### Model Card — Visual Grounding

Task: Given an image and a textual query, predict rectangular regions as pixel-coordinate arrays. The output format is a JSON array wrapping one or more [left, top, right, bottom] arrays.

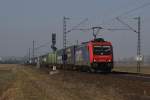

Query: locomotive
[[32, 38, 113, 72]]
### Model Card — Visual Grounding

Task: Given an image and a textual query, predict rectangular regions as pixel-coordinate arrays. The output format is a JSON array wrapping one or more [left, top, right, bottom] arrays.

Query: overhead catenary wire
[[35, 41, 51, 50], [115, 17, 137, 33], [117, 1, 150, 18], [33, 41, 52, 57], [98, 1, 150, 28], [66, 18, 88, 33], [87, 1, 150, 35]]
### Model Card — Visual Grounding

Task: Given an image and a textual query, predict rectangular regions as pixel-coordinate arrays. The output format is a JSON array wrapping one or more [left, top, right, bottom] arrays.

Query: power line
[[117, 2, 150, 18], [105, 16, 142, 73], [99, 1, 150, 28], [67, 18, 88, 33], [35, 41, 51, 50], [116, 17, 137, 33]]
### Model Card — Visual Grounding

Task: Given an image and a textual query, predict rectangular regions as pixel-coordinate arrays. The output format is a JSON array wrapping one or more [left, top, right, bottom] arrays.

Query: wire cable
[[117, 2, 150, 18], [98, 1, 150, 28]]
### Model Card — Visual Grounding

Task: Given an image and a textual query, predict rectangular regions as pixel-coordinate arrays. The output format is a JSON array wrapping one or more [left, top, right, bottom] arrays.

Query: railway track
[[39, 65, 150, 82], [110, 71, 150, 82], [22, 65, 150, 100]]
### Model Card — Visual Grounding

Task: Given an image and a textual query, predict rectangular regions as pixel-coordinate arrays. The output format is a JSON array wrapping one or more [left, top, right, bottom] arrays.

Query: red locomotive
[[74, 38, 113, 72]]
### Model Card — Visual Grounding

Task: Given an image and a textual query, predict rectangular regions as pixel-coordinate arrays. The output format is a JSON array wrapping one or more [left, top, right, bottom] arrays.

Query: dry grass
[[0, 64, 150, 100], [0, 65, 16, 99]]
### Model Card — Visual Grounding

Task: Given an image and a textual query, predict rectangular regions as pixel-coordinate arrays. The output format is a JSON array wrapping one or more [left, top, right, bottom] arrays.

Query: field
[[0, 64, 150, 100]]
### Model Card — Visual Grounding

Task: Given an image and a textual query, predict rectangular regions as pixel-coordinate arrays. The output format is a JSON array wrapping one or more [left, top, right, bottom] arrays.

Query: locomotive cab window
[[93, 46, 111, 55]]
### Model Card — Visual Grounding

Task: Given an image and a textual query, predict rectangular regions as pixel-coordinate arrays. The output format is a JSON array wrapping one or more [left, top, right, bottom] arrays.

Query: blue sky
[[0, 0, 150, 60]]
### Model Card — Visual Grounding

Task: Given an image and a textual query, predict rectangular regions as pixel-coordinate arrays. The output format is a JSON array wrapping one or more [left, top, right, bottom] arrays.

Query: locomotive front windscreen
[[93, 45, 111, 55]]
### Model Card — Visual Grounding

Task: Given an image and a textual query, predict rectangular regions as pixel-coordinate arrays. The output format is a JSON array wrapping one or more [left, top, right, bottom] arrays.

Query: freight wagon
[[39, 52, 57, 67]]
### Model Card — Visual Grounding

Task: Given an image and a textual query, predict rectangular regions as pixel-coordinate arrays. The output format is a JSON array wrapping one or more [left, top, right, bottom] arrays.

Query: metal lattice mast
[[29, 48, 30, 62], [137, 16, 141, 72], [63, 17, 67, 49], [63, 17, 69, 65], [116, 17, 142, 73], [33, 40, 35, 59]]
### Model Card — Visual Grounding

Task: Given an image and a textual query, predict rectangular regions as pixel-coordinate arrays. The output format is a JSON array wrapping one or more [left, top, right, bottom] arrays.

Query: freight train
[[30, 38, 113, 72]]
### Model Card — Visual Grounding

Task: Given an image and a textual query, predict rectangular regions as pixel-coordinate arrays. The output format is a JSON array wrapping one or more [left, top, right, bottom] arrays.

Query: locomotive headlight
[[108, 60, 111, 62], [94, 59, 96, 62]]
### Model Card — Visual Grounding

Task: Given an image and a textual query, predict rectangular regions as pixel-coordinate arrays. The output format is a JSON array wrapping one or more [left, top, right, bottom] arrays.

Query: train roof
[[82, 38, 110, 44], [91, 38, 105, 42]]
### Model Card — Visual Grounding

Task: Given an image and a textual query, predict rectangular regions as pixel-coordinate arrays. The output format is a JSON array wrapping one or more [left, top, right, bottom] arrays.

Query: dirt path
[[0, 64, 150, 100]]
